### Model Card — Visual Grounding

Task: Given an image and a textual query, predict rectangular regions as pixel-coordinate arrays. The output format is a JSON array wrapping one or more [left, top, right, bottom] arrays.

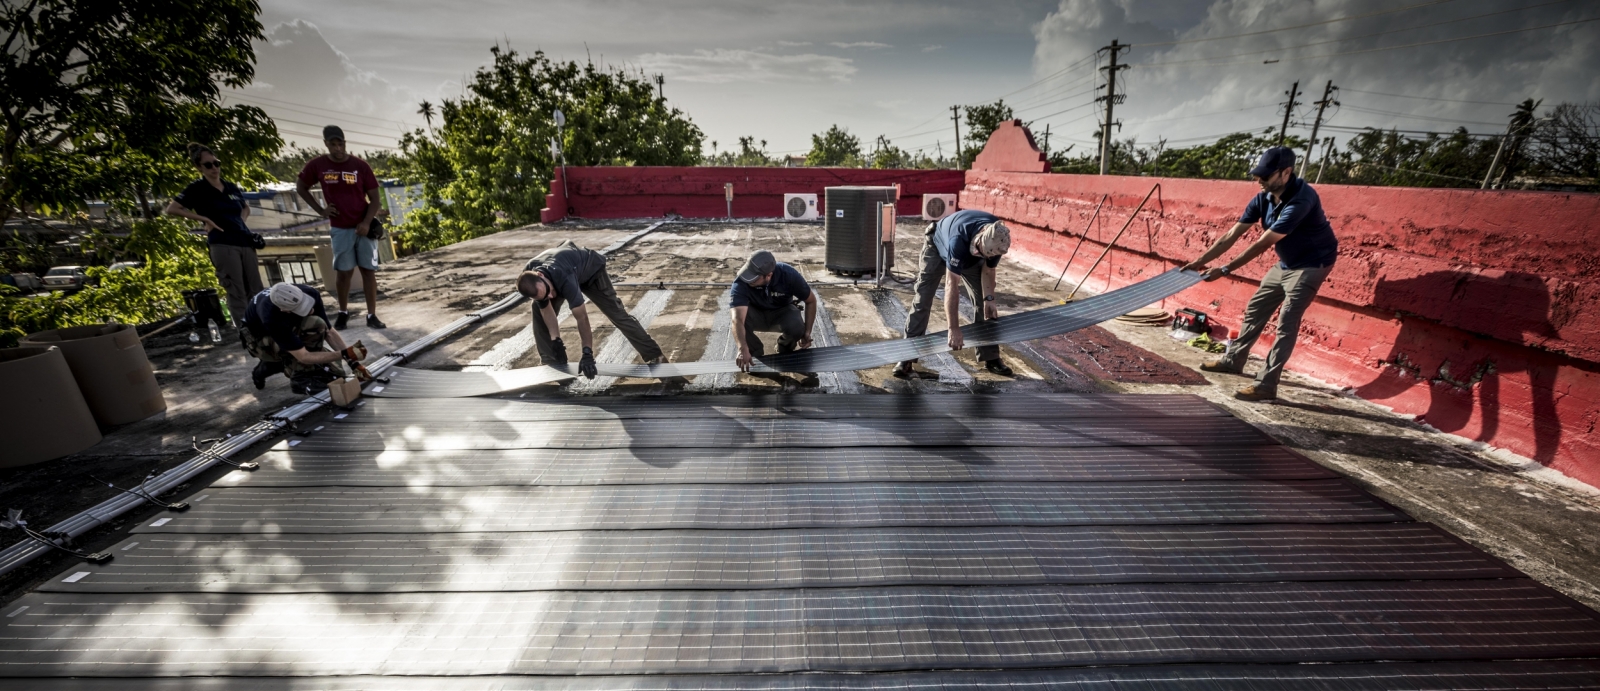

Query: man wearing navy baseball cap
[[1182, 145, 1339, 401]]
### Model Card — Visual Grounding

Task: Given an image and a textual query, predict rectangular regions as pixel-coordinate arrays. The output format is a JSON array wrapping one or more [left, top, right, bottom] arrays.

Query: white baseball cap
[[974, 221, 1011, 257], [268, 282, 315, 317]]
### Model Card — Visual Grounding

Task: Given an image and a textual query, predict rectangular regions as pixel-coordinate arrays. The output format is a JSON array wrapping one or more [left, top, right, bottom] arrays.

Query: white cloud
[[237, 20, 427, 149], [776, 40, 813, 47], [638, 49, 857, 84], [830, 41, 892, 49], [1027, 0, 1600, 148], [922, 44, 944, 52]]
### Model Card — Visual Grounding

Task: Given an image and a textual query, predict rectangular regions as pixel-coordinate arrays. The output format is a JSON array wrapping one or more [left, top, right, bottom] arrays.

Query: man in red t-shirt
[[296, 125, 386, 329]]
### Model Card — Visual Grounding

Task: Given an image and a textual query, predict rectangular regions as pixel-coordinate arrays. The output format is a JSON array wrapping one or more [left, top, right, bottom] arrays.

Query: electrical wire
[[1339, 104, 1507, 128], [226, 92, 418, 127], [1135, 14, 1600, 69], [1340, 88, 1521, 107], [1134, 0, 1460, 48]]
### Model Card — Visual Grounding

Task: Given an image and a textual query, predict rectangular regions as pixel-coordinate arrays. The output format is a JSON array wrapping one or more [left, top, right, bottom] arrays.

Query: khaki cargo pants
[[242, 315, 343, 380]]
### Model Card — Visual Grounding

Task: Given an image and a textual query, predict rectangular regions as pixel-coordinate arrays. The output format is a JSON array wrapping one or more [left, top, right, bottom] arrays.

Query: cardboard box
[[328, 376, 362, 407]]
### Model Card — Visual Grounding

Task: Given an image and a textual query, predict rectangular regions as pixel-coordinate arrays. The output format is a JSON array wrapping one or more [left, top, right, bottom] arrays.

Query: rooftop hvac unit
[[783, 193, 819, 221], [824, 186, 897, 275], [922, 194, 957, 221]]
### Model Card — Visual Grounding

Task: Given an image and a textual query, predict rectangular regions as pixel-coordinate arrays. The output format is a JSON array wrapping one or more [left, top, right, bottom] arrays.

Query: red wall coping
[[964, 169, 1600, 487], [540, 166, 965, 221]]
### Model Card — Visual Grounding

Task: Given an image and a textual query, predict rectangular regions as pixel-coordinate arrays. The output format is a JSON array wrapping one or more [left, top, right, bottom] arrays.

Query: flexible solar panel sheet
[[229, 445, 1334, 487], [50, 524, 1515, 593], [4, 392, 1599, 687], [367, 268, 1203, 397], [128, 480, 1406, 533], [4, 582, 1600, 675], [4, 661, 1600, 690], [267, 416, 1273, 451]]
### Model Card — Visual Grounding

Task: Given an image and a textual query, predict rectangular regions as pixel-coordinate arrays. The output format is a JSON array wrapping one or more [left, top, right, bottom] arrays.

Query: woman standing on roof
[[165, 142, 266, 326]]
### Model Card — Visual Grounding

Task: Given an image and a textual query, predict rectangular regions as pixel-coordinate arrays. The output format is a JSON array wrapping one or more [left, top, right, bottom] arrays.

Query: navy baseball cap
[[1249, 146, 1296, 178], [322, 125, 345, 141]]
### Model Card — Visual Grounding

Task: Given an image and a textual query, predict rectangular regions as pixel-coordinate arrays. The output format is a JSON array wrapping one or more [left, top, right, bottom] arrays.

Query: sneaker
[[983, 359, 1015, 377], [798, 373, 821, 388], [250, 361, 271, 390], [891, 361, 917, 379], [334, 311, 349, 329], [1234, 384, 1277, 401], [366, 314, 386, 329], [1200, 359, 1244, 374]]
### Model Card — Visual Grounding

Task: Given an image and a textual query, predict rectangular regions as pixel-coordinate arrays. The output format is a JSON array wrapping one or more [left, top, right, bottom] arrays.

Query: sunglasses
[[200, 160, 222, 170]]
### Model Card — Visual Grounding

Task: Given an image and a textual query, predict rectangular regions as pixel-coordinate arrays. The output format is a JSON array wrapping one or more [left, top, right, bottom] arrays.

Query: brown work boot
[[1200, 358, 1244, 374], [1233, 384, 1277, 402], [892, 360, 917, 379]]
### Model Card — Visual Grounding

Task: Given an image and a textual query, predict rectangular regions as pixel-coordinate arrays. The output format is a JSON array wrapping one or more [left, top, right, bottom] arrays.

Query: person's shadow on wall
[[1355, 270, 1561, 464]]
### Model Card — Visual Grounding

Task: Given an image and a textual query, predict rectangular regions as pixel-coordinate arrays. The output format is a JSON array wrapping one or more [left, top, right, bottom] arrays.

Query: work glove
[[341, 341, 372, 381], [547, 338, 568, 366], [579, 346, 597, 379]]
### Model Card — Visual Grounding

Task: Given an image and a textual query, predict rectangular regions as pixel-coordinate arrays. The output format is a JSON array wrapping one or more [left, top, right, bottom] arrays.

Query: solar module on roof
[[368, 268, 1203, 397]]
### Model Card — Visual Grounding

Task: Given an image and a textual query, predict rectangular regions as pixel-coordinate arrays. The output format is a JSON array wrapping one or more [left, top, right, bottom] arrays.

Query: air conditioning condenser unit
[[922, 194, 957, 220], [783, 194, 819, 221]]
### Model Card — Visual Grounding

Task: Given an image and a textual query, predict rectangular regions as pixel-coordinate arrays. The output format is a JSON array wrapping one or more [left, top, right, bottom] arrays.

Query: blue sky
[[237, 0, 1600, 159]]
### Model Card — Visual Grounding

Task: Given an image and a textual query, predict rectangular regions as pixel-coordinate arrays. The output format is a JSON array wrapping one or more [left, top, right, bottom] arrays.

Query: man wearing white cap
[[897, 209, 1015, 378], [242, 282, 363, 394]]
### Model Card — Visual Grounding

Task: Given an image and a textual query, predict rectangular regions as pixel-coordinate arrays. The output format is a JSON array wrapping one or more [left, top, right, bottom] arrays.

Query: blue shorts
[[330, 226, 379, 272]]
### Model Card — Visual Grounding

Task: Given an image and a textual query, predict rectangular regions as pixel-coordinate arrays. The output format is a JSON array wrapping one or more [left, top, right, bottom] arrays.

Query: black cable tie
[[91, 475, 188, 512], [191, 437, 258, 472]]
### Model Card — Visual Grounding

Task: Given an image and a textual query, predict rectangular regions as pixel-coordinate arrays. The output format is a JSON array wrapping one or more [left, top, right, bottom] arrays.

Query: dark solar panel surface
[[128, 481, 1405, 533], [4, 661, 1600, 689], [5, 392, 1597, 686], [49, 524, 1513, 593], [234, 445, 1333, 486], [271, 416, 1272, 451]]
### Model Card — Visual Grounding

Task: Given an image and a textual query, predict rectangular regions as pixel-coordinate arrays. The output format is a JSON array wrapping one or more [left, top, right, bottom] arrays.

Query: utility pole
[[950, 105, 963, 168], [654, 74, 664, 100], [1306, 80, 1337, 167], [1315, 137, 1334, 184], [1042, 124, 1051, 155], [1277, 80, 1301, 147], [1097, 39, 1130, 175]]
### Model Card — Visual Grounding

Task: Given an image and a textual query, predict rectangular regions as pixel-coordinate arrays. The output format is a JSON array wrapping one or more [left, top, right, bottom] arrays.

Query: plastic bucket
[[0, 346, 102, 466], [20, 323, 166, 426]]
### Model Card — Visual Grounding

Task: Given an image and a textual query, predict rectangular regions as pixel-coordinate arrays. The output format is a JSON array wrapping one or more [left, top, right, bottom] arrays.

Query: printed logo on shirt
[[321, 171, 360, 186]]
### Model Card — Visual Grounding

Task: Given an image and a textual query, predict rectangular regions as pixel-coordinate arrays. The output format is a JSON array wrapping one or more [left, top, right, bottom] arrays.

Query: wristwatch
[[983, 296, 995, 302], [1217, 266, 1232, 275]]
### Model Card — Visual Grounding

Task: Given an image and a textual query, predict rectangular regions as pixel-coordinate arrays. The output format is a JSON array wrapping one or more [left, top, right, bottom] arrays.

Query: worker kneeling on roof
[[897, 209, 1015, 379], [243, 282, 365, 394], [516, 240, 667, 379], [1183, 146, 1339, 402], [730, 250, 820, 388]]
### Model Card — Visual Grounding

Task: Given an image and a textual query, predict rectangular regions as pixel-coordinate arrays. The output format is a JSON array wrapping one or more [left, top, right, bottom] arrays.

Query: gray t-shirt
[[524, 241, 607, 310]]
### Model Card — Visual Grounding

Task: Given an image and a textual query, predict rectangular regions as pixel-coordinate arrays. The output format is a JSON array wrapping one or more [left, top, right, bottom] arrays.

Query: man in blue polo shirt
[[896, 208, 1015, 379], [730, 250, 820, 388], [1183, 146, 1339, 401]]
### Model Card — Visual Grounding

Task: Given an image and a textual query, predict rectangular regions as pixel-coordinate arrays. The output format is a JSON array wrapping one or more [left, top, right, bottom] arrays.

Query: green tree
[[961, 99, 1015, 168], [869, 135, 911, 169], [396, 46, 703, 252], [0, 0, 281, 226], [805, 125, 863, 167], [705, 136, 776, 166]]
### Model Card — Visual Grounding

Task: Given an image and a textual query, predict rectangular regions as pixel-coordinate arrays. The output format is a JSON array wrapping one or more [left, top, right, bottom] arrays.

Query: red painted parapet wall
[[540, 166, 964, 223], [965, 153, 1600, 485]]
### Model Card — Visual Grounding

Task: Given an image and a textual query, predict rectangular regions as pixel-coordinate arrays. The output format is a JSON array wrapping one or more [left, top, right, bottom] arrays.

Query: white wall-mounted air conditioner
[[783, 193, 819, 221], [922, 194, 956, 221]]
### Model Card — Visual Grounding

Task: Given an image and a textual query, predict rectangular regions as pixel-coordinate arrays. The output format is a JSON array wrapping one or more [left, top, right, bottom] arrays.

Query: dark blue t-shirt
[[244, 284, 329, 352], [933, 209, 1004, 273], [730, 262, 812, 312], [174, 178, 254, 247], [1239, 176, 1339, 270]]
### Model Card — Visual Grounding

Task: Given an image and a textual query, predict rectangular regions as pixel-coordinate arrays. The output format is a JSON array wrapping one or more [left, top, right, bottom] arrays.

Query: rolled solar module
[[369, 268, 1202, 398]]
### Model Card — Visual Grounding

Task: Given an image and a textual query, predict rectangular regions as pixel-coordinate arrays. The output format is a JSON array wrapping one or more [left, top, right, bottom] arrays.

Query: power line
[[225, 92, 417, 128], [1339, 104, 1507, 127], [1340, 88, 1519, 107], [1134, 14, 1600, 69], [1134, 0, 1459, 48], [275, 127, 399, 150], [1124, 103, 1277, 126], [227, 95, 421, 133]]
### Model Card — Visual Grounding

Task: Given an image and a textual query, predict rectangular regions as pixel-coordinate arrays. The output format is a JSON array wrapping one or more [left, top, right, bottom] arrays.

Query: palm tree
[[418, 101, 435, 132]]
